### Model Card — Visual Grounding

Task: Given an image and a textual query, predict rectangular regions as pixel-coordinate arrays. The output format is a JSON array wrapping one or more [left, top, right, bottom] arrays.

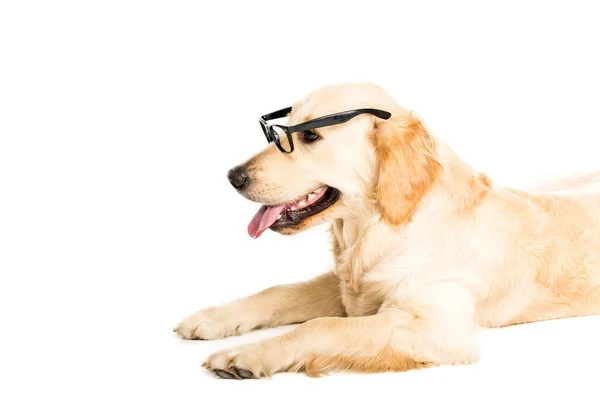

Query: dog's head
[[228, 83, 440, 238]]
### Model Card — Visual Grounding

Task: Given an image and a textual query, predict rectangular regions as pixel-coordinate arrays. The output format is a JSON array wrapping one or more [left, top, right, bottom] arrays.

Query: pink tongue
[[247, 205, 285, 239]]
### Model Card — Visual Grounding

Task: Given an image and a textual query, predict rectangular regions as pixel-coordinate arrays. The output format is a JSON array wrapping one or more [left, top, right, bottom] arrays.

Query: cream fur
[[175, 83, 600, 379]]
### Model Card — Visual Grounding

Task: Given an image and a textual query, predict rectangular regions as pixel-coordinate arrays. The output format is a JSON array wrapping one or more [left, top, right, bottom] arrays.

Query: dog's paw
[[174, 307, 254, 340], [203, 343, 289, 379]]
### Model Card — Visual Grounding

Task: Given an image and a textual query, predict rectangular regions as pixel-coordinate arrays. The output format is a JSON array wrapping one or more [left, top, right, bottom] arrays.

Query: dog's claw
[[234, 368, 255, 379], [214, 369, 237, 379]]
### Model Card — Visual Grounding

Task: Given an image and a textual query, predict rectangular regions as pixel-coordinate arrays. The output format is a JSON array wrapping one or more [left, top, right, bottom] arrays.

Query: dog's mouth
[[247, 186, 340, 239]]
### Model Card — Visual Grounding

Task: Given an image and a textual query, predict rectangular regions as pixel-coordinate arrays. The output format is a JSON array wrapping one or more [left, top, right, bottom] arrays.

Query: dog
[[174, 83, 600, 379]]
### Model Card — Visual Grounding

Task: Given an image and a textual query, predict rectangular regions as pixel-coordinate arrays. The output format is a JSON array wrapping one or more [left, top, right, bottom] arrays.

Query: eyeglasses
[[259, 107, 392, 153]]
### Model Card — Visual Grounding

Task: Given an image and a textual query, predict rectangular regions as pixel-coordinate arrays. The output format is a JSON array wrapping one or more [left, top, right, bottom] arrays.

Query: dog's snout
[[227, 166, 249, 190]]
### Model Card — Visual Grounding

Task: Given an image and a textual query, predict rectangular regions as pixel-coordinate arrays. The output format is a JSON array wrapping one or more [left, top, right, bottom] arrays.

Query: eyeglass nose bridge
[[259, 120, 274, 143], [268, 125, 283, 149], [267, 125, 280, 144]]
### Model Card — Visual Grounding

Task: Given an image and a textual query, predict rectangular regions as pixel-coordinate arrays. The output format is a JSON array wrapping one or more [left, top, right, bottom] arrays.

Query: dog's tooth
[[290, 205, 297, 211], [307, 193, 316, 201], [298, 200, 307, 207], [276, 214, 282, 220]]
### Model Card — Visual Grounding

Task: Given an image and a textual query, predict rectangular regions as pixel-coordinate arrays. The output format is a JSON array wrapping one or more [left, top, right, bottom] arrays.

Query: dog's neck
[[331, 135, 491, 290]]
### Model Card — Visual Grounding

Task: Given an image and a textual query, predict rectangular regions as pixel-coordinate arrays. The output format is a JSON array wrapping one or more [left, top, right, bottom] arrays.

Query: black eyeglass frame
[[259, 107, 392, 153]]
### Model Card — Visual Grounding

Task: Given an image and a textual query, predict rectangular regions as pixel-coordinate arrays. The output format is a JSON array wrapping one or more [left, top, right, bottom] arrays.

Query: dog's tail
[[528, 170, 600, 193]]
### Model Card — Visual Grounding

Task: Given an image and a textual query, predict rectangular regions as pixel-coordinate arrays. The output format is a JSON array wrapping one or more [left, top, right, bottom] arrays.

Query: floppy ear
[[371, 113, 440, 226]]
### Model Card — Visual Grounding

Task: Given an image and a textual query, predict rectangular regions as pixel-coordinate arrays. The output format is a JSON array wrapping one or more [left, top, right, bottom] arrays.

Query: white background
[[1, 1, 600, 399]]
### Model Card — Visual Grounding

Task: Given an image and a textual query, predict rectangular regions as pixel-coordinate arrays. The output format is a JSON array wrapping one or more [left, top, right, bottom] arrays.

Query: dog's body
[[175, 83, 600, 378]]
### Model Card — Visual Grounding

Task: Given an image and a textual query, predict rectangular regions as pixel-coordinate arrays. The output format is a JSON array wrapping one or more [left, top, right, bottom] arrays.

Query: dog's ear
[[370, 113, 440, 226]]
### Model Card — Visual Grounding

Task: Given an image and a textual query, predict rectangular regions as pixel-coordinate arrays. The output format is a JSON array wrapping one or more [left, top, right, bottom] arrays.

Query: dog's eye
[[300, 130, 320, 143]]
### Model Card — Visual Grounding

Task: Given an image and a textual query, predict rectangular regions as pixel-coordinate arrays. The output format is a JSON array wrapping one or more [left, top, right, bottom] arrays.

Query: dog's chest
[[332, 219, 401, 317]]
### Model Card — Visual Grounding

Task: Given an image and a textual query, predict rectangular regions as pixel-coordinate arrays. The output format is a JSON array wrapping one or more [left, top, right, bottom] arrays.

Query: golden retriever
[[174, 83, 600, 379]]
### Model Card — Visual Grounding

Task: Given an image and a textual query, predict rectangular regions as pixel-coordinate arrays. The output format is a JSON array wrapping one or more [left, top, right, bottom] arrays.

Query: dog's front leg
[[174, 272, 345, 340], [203, 282, 480, 379]]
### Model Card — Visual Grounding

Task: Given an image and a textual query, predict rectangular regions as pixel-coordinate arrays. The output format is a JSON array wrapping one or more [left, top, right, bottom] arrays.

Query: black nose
[[227, 166, 248, 189]]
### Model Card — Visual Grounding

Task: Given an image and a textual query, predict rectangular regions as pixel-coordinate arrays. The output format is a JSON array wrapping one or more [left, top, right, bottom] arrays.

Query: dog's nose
[[227, 166, 248, 189]]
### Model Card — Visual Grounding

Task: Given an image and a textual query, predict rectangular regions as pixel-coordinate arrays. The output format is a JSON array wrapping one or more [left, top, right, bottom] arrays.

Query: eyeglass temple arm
[[288, 109, 392, 133], [260, 106, 292, 121]]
